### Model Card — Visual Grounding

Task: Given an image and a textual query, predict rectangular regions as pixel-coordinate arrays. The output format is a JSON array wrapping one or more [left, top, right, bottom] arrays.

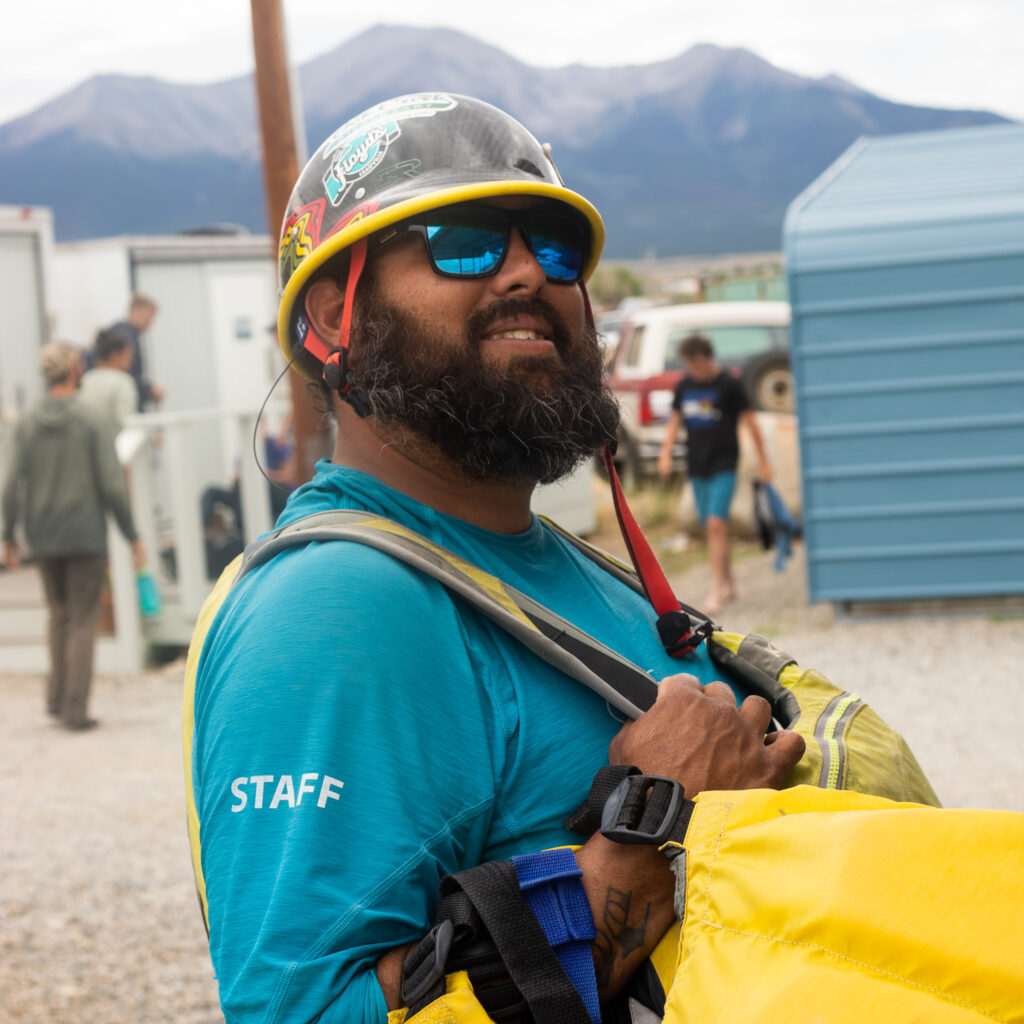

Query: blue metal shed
[[784, 124, 1024, 604]]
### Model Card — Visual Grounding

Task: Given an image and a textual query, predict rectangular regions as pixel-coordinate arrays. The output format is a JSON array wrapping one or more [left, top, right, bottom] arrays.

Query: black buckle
[[322, 347, 372, 417], [401, 918, 454, 1010], [657, 607, 713, 656], [600, 774, 685, 845]]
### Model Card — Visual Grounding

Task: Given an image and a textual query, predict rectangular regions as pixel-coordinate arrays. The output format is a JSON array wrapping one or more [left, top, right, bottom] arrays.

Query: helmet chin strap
[[318, 237, 372, 418], [582, 280, 714, 657]]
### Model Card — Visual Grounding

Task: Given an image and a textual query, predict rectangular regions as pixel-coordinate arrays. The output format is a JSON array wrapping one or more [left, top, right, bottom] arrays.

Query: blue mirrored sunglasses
[[379, 203, 589, 283]]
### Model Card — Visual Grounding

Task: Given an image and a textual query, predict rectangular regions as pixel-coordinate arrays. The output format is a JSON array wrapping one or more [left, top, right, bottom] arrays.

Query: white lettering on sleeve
[[317, 775, 345, 808], [297, 772, 319, 805], [230, 777, 249, 812], [269, 774, 296, 809], [251, 775, 275, 809]]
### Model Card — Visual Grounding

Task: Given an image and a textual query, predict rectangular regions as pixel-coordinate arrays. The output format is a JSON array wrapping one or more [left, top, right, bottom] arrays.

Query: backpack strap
[[236, 509, 660, 719], [236, 510, 808, 731]]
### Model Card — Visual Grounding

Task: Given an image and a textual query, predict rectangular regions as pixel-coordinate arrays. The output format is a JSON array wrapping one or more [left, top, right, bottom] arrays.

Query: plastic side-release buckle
[[322, 346, 372, 417], [400, 918, 454, 1011], [657, 607, 714, 657], [600, 774, 690, 846]]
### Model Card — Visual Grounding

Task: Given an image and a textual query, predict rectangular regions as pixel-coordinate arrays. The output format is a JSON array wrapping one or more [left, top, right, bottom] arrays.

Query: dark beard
[[351, 292, 620, 484]]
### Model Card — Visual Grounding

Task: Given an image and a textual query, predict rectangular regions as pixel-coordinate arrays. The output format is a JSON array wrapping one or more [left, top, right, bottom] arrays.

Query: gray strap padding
[[237, 509, 658, 719]]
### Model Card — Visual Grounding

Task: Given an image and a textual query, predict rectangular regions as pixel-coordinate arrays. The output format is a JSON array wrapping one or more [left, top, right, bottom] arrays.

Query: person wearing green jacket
[[2, 342, 146, 731]]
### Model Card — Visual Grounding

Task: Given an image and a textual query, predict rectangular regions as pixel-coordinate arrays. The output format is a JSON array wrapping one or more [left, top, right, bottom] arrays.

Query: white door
[[0, 233, 46, 420]]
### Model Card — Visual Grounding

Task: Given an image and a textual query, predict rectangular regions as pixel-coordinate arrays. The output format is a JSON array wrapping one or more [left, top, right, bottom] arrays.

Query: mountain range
[[0, 25, 1011, 256]]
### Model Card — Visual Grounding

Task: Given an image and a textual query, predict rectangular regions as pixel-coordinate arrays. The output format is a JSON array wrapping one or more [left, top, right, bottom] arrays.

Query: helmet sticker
[[320, 94, 458, 206], [279, 199, 326, 283], [322, 200, 381, 243], [373, 159, 423, 192]]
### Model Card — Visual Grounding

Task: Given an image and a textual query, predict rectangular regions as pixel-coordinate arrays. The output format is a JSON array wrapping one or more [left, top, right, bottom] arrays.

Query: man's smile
[[480, 317, 556, 355]]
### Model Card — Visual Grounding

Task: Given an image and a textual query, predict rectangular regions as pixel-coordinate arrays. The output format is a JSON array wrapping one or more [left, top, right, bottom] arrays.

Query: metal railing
[[107, 408, 273, 670]]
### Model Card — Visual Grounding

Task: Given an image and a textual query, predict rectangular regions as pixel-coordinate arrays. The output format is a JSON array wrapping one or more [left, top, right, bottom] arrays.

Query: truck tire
[[744, 354, 794, 413]]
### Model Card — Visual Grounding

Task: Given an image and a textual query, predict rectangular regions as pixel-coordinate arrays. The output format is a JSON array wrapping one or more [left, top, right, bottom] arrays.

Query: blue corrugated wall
[[784, 126, 1024, 603]]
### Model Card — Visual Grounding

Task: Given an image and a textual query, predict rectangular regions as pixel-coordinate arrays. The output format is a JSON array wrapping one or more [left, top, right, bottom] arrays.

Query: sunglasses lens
[[424, 211, 506, 276], [416, 205, 587, 282], [527, 213, 586, 282]]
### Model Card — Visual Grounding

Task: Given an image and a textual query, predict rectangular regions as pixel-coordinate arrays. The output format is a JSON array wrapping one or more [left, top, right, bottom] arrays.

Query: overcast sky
[[2, 0, 1021, 126]]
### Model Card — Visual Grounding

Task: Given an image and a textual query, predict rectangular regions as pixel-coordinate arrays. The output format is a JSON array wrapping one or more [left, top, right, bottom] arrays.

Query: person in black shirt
[[105, 293, 165, 411], [657, 333, 770, 614]]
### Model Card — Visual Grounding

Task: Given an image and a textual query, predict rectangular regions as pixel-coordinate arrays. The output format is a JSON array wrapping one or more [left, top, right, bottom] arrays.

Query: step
[[0, 636, 136, 674], [0, 604, 48, 640]]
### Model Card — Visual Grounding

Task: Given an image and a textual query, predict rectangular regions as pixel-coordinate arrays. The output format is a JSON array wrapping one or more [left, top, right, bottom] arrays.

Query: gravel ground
[[2, 542, 1022, 1023]]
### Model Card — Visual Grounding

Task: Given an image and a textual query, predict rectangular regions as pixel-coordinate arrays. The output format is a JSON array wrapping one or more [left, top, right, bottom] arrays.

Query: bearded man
[[184, 94, 803, 1024]]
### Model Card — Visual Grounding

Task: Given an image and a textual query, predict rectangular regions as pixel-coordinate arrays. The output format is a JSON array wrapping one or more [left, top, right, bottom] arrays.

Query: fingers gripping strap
[[510, 849, 600, 1024]]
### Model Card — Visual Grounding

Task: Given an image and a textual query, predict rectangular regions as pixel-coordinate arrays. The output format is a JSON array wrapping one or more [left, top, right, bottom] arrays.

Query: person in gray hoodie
[[2, 343, 146, 730]]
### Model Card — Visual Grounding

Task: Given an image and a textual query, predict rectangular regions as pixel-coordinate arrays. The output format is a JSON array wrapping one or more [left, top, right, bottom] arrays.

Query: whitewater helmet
[[276, 92, 605, 398]]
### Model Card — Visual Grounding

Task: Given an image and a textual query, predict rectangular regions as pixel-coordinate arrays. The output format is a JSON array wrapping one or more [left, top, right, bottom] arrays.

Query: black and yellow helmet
[[276, 92, 605, 379]]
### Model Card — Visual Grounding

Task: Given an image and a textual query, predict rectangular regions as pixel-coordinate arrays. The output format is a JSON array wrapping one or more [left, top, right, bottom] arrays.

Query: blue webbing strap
[[510, 848, 601, 1024]]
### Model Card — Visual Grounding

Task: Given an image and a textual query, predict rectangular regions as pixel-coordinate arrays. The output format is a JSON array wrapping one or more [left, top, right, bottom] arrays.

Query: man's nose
[[489, 226, 547, 294]]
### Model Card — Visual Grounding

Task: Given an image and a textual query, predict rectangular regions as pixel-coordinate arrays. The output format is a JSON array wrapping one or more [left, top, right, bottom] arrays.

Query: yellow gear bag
[[662, 785, 1024, 1022], [393, 788, 1024, 1023]]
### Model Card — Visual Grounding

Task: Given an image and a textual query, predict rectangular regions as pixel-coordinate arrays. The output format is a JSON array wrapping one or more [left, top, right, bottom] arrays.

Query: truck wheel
[[744, 355, 794, 414]]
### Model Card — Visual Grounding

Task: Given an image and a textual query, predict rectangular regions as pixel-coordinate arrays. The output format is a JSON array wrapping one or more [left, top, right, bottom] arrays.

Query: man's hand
[[4, 539, 21, 571], [579, 668, 804, 1003], [608, 673, 804, 795], [131, 539, 147, 571]]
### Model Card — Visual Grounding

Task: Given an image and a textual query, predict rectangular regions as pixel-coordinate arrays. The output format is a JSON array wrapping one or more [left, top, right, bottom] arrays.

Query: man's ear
[[304, 277, 346, 347]]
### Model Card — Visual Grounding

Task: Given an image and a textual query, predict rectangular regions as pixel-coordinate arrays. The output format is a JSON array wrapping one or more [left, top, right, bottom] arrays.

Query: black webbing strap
[[563, 765, 640, 835], [519, 608, 657, 714], [403, 860, 593, 1023]]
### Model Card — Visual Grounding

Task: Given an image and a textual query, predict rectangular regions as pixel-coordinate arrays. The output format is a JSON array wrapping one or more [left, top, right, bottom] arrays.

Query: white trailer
[[0, 205, 54, 425], [53, 232, 287, 494]]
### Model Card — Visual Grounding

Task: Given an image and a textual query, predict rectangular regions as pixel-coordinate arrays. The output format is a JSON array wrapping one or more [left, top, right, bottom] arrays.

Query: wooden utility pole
[[250, 0, 329, 485]]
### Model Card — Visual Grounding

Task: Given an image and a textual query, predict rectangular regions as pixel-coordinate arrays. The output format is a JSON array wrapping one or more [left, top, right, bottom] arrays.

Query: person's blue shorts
[[691, 471, 737, 527]]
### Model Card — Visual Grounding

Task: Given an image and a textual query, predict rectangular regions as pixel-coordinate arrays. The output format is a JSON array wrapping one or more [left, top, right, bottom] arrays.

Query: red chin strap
[[600, 446, 714, 657], [584, 280, 709, 655], [315, 238, 370, 416]]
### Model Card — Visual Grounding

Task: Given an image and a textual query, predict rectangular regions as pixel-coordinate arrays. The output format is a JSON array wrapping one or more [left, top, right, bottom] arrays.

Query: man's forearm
[[378, 940, 419, 1011], [377, 837, 676, 1012], [576, 833, 676, 1001], [741, 411, 769, 464]]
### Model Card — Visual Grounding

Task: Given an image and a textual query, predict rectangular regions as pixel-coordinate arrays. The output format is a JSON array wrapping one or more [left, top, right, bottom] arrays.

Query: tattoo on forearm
[[592, 886, 652, 990]]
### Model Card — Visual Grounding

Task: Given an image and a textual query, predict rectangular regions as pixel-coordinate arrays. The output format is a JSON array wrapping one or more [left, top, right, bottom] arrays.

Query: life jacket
[[184, 511, 1024, 1024]]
